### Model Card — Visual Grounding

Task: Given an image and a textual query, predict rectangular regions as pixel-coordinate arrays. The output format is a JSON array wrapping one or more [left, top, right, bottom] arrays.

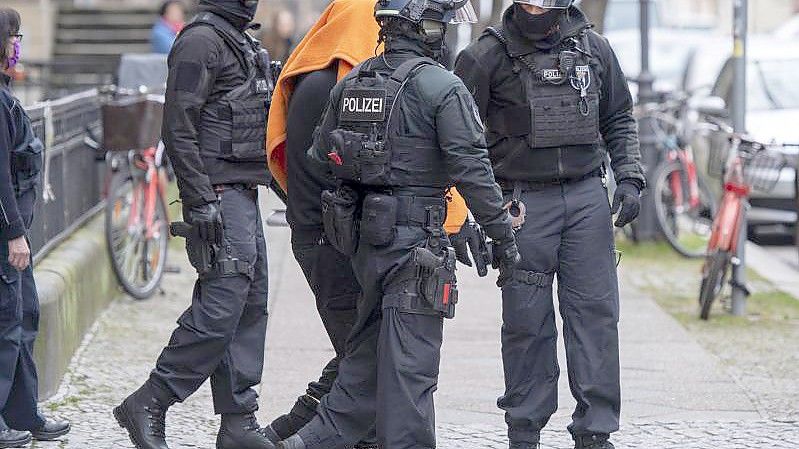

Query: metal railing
[[22, 89, 105, 264]]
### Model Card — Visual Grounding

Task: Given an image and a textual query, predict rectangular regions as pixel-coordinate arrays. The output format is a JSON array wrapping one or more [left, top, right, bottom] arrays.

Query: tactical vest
[[327, 57, 449, 189], [486, 26, 601, 149], [185, 12, 273, 163], [11, 107, 43, 196]]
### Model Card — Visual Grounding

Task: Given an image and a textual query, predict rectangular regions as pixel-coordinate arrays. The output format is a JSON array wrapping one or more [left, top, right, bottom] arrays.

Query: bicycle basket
[[102, 96, 164, 151], [741, 146, 787, 193]]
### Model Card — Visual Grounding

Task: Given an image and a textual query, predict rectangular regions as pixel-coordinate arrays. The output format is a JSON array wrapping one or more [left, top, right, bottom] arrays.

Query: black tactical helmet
[[374, 0, 478, 25]]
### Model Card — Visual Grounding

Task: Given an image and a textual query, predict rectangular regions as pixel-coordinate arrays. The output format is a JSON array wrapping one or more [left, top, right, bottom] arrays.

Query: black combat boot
[[113, 382, 173, 449], [574, 434, 615, 449], [0, 429, 31, 448], [216, 413, 276, 449], [266, 394, 319, 443], [277, 434, 306, 449], [31, 416, 71, 440]]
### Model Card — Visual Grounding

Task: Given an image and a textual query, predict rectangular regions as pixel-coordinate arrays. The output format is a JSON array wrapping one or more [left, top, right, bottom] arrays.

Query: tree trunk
[[580, 0, 610, 34]]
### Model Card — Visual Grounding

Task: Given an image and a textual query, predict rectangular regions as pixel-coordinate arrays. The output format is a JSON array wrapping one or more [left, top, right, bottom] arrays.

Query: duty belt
[[498, 167, 603, 191], [394, 196, 446, 227]]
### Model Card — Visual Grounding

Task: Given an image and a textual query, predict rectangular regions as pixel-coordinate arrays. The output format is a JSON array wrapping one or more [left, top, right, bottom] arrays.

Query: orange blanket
[[265, 0, 467, 234]]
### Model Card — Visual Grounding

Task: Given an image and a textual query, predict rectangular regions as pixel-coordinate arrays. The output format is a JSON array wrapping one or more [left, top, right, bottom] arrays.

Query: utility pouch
[[12, 137, 44, 196], [328, 129, 367, 182], [321, 187, 360, 256], [361, 194, 397, 247], [414, 246, 459, 319]]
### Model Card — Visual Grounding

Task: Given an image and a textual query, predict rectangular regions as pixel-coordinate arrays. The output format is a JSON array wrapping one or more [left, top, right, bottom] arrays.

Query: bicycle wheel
[[699, 250, 730, 320], [105, 171, 169, 300], [653, 161, 716, 258]]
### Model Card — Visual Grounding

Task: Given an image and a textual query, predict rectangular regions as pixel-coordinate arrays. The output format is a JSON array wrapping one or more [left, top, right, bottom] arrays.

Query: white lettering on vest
[[342, 97, 385, 115]]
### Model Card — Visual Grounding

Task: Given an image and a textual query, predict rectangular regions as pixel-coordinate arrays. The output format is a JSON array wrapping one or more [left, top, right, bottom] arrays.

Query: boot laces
[[242, 413, 260, 432], [144, 400, 166, 438]]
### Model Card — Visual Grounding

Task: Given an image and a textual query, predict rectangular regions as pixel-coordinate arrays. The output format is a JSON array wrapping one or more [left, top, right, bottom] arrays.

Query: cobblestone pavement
[[437, 421, 799, 449], [33, 194, 798, 448]]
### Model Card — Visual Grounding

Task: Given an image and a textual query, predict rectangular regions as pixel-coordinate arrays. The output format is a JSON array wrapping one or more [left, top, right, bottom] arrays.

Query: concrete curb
[[745, 241, 799, 300], [33, 214, 119, 399]]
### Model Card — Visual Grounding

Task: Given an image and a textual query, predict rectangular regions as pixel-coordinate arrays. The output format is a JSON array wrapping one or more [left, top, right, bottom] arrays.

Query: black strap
[[512, 270, 554, 287], [185, 12, 250, 72], [486, 26, 538, 74]]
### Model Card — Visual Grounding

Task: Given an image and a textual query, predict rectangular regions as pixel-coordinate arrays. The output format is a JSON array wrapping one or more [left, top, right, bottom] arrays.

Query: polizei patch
[[340, 88, 387, 122]]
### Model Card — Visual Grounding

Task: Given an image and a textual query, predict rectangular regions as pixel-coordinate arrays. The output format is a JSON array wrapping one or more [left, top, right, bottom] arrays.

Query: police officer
[[455, 1, 644, 448], [0, 8, 71, 448], [113, 1, 275, 449], [277, 1, 519, 448]]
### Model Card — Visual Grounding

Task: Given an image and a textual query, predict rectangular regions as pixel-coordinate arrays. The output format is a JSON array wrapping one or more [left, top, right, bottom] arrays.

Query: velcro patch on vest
[[340, 88, 387, 122], [541, 69, 565, 82], [254, 78, 271, 94]]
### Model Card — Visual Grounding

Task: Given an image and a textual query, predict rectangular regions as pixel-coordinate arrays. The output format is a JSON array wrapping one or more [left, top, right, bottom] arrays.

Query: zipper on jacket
[[557, 147, 564, 178]]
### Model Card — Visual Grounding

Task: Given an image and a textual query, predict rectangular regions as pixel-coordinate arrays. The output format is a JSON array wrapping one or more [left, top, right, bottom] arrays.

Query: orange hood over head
[[265, 0, 468, 234], [267, 0, 379, 191]]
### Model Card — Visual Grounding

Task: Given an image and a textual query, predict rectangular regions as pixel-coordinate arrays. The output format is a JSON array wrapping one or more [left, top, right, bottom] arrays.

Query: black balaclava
[[511, 3, 563, 45], [199, 0, 259, 31], [379, 18, 447, 63]]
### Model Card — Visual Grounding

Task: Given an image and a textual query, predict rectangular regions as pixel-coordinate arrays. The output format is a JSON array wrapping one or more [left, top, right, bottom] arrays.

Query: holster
[[414, 246, 459, 319], [321, 186, 361, 256]]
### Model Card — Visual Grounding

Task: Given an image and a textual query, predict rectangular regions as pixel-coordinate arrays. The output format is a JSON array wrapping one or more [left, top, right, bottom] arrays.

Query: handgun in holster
[[414, 246, 459, 319], [170, 221, 218, 276], [465, 221, 492, 277]]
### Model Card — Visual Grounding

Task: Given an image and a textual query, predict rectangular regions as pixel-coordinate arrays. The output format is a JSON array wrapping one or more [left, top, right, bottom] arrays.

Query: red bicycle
[[88, 89, 171, 300], [644, 94, 716, 258], [104, 144, 170, 300], [698, 118, 786, 320]]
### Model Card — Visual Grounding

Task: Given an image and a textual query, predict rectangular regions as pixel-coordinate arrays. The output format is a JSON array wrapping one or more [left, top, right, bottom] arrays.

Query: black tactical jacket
[[163, 13, 271, 207], [310, 39, 513, 240], [455, 6, 645, 188], [1, 74, 40, 241]]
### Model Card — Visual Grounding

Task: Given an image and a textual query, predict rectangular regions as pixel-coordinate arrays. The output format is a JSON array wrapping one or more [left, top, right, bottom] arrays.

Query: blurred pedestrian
[[260, 9, 295, 62], [114, 1, 276, 448], [0, 7, 71, 448], [455, 1, 644, 448], [151, 0, 186, 54]]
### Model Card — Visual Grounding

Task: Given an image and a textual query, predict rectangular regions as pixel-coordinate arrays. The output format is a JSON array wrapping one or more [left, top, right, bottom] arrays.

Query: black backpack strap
[[184, 12, 250, 72], [384, 57, 438, 126], [485, 25, 537, 74]]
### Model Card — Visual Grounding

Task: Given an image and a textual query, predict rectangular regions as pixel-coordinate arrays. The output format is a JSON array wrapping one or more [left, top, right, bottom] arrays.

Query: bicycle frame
[[127, 145, 168, 241], [706, 140, 749, 255]]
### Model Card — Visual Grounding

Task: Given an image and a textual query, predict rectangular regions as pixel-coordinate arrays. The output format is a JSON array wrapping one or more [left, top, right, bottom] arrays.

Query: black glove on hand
[[492, 238, 521, 271], [611, 181, 641, 228], [188, 201, 224, 245], [450, 223, 475, 267]]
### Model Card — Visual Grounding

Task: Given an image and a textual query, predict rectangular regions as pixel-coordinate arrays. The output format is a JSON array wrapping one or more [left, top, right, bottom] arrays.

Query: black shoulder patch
[[175, 61, 203, 93]]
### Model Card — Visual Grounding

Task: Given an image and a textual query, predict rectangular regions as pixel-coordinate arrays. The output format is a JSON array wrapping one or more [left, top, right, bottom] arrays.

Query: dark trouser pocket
[[360, 194, 397, 247], [321, 187, 360, 256]]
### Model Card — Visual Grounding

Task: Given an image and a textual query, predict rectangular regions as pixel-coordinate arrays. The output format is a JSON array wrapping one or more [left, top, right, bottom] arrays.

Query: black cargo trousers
[[497, 176, 621, 443], [149, 185, 269, 414], [273, 229, 360, 434], [296, 211, 449, 449]]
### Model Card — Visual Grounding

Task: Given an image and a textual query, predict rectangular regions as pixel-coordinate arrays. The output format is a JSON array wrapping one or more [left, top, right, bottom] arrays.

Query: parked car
[[688, 38, 799, 233]]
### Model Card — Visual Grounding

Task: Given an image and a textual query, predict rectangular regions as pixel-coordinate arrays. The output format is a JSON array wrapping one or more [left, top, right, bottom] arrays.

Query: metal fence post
[[635, 0, 661, 241], [731, 0, 749, 316]]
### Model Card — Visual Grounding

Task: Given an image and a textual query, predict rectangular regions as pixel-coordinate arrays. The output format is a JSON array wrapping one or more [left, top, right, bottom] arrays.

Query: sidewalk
[[39, 192, 798, 449]]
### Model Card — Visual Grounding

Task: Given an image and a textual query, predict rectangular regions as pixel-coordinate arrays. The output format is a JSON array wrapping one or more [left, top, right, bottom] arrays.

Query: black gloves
[[450, 220, 493, 277], [611, 181, 641, 228], [187, 201, 224, 245], [492, 237, 521, 271]]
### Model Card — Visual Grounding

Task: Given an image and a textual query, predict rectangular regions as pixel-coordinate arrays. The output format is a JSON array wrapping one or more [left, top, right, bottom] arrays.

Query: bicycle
[[87, 88, 171, 300], [636, 93, 717, 258], [698, 117, 787, 320]]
